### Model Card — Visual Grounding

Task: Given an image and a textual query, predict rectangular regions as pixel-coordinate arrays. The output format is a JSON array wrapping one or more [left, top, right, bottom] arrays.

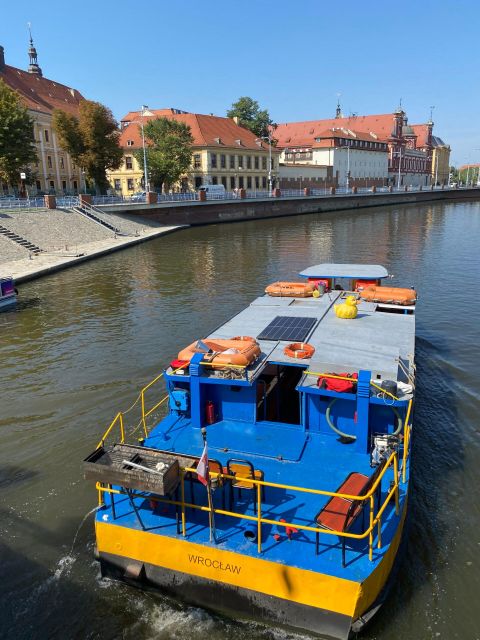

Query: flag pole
[[201, 427, 216, 542]]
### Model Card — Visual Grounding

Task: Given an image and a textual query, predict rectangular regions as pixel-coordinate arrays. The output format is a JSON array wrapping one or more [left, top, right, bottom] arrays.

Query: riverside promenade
[[1, 187, 479, 284], [0, 205, 182, 284]]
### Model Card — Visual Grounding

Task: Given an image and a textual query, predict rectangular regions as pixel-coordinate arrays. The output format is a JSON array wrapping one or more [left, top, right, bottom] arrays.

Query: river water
[[1, 200, 479, 640]]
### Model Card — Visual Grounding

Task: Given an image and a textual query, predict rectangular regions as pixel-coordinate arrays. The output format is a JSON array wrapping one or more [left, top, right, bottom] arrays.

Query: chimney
[[233, 116, 239, 125], [0, 46, 5, 71]]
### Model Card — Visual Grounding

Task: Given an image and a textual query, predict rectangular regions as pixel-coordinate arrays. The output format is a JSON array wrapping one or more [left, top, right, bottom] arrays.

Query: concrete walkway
[[2, 224, 184, 284]]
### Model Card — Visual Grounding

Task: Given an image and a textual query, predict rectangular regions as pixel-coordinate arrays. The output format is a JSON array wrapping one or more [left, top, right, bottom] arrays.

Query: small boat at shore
[[0, 276, 17, 310], [84, 263, 416, 639]]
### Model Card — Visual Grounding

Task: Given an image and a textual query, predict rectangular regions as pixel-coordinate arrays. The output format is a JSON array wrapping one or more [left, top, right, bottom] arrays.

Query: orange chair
[[227, 458, 264, 514]]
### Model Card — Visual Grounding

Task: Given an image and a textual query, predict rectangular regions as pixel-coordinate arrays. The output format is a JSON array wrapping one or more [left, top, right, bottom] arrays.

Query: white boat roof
[[299, 264, 389, 279]]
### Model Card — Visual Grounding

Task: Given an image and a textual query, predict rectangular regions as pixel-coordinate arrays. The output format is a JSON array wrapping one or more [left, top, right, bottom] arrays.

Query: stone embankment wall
[[102, 189, 480, 227]]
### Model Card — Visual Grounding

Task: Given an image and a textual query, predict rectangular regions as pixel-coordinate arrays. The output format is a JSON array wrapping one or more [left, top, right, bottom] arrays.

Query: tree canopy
[[0, 79, 38, 187], [53, 100, 123, 193], [134, 118, 193, 191], [227, 96, 274, 138]]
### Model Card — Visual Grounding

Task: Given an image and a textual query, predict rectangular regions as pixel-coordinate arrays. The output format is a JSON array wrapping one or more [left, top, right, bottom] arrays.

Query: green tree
[[134, 118, 193, 192], [53, 100, 123, 194], [0, 79, 38, 189], [227, 96, 274, 138]]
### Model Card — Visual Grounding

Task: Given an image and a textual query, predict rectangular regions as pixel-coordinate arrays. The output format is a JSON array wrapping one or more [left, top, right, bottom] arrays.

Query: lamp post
[[346, 144, 350, 192], [140, 105, 150, 192], [392, 148, 403, 189], [259, 134, 273, 193]]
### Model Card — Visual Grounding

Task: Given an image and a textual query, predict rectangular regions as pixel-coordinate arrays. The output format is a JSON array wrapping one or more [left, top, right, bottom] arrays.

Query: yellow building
[[0, 39, 85, 195], [431, 137, 451, 185], [108, 109, 280, 194]]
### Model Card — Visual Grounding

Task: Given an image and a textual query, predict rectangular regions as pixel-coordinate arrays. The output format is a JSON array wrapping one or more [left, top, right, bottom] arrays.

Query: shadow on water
[[363, 334, 465, 638]]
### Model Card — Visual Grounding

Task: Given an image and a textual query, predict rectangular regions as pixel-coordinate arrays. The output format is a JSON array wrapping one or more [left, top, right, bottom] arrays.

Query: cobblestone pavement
[[0, 234, 29, 262]]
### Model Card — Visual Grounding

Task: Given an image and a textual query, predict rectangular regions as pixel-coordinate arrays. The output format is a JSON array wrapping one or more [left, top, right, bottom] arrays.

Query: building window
[[247, 176, 252, 189], [125, 156, 133, 170], [60, 157, 65, 169], [212, 176, 218, 185], [246, 156, 251, 169], [262, 176, 267, 188], [49, 180, 55, 191], [230, 155, 235, 169], [36, 180, 41, 191], [47, 156, 52, 168], [193, 154, 201, 169], [254, 156, 259, 169], [62, 180, 67, 190], [127, 178, 134, 190], [73, 180, 78, 191], [114, 179, 121, 191], [221, 176, 227, 188], [238, 155, 244, 169], [239, 176, 244, 188], [230, 176, 236, 189], [195, 177, 202, 189], [44, 130, 49, 142], [262, 157, 267, 170], [211, 153, 217, 168], [255, 176, 260, 189], [220, 154, 226, 168]]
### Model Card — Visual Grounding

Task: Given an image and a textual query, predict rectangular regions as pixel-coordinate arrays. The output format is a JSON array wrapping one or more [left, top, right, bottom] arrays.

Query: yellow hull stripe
[[96, 505, 406, 619]]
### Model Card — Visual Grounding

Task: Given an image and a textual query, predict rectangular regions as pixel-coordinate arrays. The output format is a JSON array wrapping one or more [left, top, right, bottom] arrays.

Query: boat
[[0, 276, 17, 310], [84, 263, 416, 639]]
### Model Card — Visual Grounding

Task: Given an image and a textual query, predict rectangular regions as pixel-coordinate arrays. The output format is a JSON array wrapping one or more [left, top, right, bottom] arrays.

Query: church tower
[[27, 26, 42, 76]]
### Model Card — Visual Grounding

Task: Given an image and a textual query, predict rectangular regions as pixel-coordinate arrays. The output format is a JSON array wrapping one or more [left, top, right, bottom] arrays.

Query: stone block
[[79, 194, 92, 205], [146, 191, 157, 204]]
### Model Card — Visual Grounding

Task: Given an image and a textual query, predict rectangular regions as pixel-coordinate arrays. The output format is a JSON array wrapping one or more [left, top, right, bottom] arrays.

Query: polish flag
[[196, 443, 209, 486]]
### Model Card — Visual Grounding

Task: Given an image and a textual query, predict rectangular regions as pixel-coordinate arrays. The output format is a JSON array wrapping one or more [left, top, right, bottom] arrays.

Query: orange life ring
[[265, 281, 316, 297], [284, 342, 315, 359]]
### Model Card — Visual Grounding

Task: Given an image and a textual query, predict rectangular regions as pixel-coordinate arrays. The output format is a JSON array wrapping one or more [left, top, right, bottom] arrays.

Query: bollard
[[388, 186, 393, 193], [273, 188, 281, 198], [303, 187, 311, 196], [198, 190, 207, 202], [371, 186, 376, 193], [352, 186, 357, 194], [44, 194, 56, 209], [239, 188, 246, 199], [330, 187, 336, 195], [79, 193, 92, 206], [146, 191, 157, 204]]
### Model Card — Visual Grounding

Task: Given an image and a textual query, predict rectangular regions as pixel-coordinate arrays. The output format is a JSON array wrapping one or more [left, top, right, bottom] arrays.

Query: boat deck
[[98, 414, 405, 583]]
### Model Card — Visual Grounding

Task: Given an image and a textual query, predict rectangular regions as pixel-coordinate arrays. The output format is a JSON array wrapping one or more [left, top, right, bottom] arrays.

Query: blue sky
[[2, 0, 479, 164]]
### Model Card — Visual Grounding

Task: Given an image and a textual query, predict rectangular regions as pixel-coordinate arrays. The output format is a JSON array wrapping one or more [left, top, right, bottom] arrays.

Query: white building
[[278, 128, 389, 188]]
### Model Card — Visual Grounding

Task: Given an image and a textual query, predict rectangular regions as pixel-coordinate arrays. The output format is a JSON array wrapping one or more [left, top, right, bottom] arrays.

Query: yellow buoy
[[334, 295, 359, 319]]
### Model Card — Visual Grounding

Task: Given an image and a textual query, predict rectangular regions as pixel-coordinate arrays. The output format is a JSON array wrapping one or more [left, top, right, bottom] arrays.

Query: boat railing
[[96, 434, 411, 566]]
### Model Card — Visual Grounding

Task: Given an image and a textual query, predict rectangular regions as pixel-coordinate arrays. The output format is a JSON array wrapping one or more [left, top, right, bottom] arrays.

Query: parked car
[[197, 184, 226, 196], [130, 191, 146, 202]]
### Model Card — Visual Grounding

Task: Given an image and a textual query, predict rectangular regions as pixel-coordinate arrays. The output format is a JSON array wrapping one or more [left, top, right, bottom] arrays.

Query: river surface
[[1, 200, 479, 640]]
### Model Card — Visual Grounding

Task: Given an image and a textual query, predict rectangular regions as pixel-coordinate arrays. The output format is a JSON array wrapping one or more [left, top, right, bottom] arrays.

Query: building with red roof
[[108, 109, 280, 194], [0, 38, 87, 195], [275, 103, 448, 188]]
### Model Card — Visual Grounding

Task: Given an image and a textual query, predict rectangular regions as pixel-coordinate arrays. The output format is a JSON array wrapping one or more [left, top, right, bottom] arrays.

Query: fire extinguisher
[[206, 400, 215, 425]]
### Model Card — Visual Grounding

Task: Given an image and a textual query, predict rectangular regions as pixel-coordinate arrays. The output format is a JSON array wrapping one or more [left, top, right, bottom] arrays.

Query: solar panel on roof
[[257, 316, 317, 342]]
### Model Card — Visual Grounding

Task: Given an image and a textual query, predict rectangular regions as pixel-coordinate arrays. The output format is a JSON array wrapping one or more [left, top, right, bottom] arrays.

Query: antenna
[[27, 21, 33, 44], [429, 105, 435, 122]]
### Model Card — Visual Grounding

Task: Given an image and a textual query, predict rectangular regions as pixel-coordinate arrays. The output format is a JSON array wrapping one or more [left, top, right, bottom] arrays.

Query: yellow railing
[[97, 449, 405, 563], [96, 370, 176, 449]]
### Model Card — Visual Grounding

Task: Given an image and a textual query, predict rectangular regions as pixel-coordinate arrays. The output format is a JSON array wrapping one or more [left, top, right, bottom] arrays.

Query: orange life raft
[[360, 285, 417, 306], [284, 342, 315, 359], [265, 281, 316, 297], [177, 338, 261, 368]]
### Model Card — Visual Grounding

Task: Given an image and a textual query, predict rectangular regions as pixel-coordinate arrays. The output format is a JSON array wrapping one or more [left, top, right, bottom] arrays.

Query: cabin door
[[256, 364, 303, 425]]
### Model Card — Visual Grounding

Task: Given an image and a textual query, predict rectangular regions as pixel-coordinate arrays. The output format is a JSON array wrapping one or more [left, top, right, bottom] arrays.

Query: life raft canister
[[284, 342, 315, 359]]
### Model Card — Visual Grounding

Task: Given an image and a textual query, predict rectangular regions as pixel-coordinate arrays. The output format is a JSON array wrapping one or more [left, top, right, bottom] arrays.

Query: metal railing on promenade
[[1, 185, 477, 211]]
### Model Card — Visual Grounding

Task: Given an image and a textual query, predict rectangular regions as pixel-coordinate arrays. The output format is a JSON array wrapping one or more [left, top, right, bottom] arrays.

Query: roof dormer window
[[214, 137, 222, 144], [127, 140, 134, 146]]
